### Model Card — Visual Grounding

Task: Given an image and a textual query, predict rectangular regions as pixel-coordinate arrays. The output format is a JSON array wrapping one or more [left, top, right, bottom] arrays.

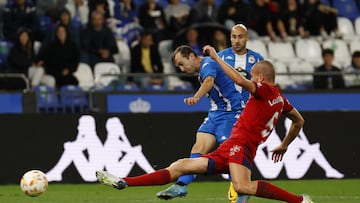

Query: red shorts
[[203, 127, 258, 174]]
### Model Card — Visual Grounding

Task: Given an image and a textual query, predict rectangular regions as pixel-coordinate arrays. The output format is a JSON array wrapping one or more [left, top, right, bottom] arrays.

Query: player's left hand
[[270, 145, 288, 163]]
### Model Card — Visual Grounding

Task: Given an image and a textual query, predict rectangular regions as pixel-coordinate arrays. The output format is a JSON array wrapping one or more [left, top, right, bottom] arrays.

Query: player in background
[[96, 45, 314, 203], [157, 23, 263, 203], [218, 24, 264, 103], [217, 23, 263, 203]]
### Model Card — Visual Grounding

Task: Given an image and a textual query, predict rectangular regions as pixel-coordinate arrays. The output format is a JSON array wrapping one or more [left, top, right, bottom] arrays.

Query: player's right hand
[[184, 97, 199, 105], [270, 145, 288, 163], [202, 45, 217, 59]]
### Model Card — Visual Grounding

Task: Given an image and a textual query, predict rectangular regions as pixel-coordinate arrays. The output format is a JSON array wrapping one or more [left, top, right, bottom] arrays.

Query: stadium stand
[[0, 0, 359, 96]]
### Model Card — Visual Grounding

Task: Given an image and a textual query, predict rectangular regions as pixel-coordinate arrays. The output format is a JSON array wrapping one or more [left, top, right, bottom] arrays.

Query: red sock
[[123, 169, 171, 186], [255, 180, 303, 203]]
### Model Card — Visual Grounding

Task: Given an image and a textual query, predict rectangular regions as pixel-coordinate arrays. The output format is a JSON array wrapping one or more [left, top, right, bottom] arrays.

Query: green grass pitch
[[2, 179, 359, 203]]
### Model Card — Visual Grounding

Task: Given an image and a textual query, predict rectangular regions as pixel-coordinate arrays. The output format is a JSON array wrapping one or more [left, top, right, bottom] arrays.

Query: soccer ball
[[20, 170, 48, 197]]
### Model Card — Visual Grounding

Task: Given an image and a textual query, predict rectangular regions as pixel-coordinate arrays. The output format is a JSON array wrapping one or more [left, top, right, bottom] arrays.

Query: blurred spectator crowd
[[0, 0, 360, 94]]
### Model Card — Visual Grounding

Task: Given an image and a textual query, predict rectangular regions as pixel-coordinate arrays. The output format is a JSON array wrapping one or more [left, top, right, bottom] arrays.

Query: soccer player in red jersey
[[96, 45, 314, 203]]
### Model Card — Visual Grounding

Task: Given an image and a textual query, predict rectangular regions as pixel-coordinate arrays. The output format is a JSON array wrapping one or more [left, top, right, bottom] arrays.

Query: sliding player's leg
[[157, 132, 216, 199], [96, 157, 209, 190], [230, 163, 313, 203]]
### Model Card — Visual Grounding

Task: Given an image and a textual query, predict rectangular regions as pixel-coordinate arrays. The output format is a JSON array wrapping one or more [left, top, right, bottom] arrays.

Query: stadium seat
[[59, 85, 89, 112], [94, 62, 122, 88], [92, 85, 113, 92], [173, 82, 194, 91], [33, 41, 42, 55], [349, 39, 360, 54], [355, 17, 360, 34], [134, 0, 168, 8], [0, 40, 13, 70], [214, 0, 223, 7], [114, 40, 131, 73], [267, 41, 298, 65], [32, 85, 59, 112], [117, 83, 141, 91], [38, 15, 53, 34], [145, 84, 168, 91], [319, 0, 331, 6], [333, 0, 360, 22], [337, 17, 358, 42], [295, 38, 323, 66], [158, 40, 188, 90], [156, 0, 168, 8], [133, 0, 146, 9], [180, 0, 195, 7], [161, 60, 188, 90], [107, 0, 115, 17], [246, 39, 269, 59], [271, 61, 293, 89], [73, 63, 94, 91], [158, 39, 173, 63], [288, 60, 314, 87], [322, 39, 351, 68]]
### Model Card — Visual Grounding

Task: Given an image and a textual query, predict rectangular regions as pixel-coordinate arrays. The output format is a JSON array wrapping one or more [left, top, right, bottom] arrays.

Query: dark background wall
[[0, 112, 358, 184]]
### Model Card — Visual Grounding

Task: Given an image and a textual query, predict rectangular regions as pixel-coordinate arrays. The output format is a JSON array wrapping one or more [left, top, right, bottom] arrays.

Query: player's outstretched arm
[[271, 108, 305, 162], [184, 76, 214, 105], [203, 45, 256, 94]]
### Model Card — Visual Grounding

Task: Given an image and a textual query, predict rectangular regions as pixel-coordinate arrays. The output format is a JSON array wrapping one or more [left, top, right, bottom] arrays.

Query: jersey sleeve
[[282, 95, 294, 112], [252, 82, 270, 100], [200, 58, 218, 80]]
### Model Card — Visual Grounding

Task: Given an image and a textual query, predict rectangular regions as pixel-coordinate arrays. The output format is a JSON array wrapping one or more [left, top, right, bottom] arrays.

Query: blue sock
[[177, 153, 202, 186], [236, 194, 250, 203]]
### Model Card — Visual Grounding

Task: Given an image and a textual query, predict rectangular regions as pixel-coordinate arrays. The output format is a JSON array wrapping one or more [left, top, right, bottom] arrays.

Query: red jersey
[[233, 82, 293, 144], [203, 82, 294, 172]]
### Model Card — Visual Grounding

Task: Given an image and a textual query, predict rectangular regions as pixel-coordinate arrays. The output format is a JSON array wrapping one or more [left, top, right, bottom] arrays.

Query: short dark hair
[[140, 30, 153, 38], [171, 45, 197, 63], [352, 50, 360, 58], [322, 48, 334, 57]]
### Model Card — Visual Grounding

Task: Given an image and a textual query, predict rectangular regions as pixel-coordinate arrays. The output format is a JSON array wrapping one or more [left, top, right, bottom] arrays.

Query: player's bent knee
[[167, 158, 191, 171], [232, 183, 252, 195]]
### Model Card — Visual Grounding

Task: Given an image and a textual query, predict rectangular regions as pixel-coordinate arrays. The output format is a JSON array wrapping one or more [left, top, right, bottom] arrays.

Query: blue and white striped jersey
[[218, 48, 264, 102], [199, 57, 245, 112]]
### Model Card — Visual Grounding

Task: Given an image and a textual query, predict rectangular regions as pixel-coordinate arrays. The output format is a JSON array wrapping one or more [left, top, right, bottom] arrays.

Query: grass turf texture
[[2, 179, 359, 203]]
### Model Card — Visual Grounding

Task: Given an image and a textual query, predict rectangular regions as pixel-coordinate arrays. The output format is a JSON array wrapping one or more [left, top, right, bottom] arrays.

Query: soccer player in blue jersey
[[157, 24, 264, 203], [155, 44, 246, 200], [218, 24, 264, 203], [218, 24, 264, 103]]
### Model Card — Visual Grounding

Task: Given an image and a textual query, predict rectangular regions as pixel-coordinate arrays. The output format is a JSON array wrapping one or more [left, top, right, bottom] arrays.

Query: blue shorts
[[198, 111, 241, 143]]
